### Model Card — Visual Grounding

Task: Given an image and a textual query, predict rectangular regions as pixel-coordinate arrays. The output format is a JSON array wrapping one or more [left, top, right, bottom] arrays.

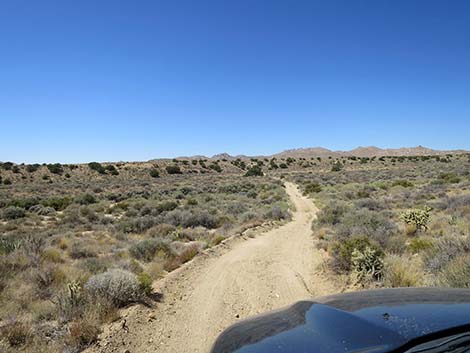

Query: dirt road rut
[[87, 182, 337, 353]]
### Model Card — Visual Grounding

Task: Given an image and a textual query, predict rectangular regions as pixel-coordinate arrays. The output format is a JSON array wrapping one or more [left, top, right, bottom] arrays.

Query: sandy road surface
[[87, 182, 338, 353]]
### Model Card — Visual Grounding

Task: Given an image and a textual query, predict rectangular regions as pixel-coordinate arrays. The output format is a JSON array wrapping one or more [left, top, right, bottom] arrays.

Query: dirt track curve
[[87, 182, 339, 353]]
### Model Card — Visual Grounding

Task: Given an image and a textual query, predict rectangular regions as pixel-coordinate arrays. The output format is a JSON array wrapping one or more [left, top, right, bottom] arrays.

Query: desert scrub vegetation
[[293, 154, 470, 288], [0, 170, 290, 352]]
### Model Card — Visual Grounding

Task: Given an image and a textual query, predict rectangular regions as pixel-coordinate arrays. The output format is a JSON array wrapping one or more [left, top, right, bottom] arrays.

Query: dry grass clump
[[383, 254, 425, 287]]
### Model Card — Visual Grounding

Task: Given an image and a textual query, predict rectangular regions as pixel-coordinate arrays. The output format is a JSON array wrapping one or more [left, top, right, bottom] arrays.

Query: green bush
[[166, 165, 182, 174], [88, 162, 106, 174], [209, 163, 222, 173], [137, 272, 153, 296], [391, 179, 413, 188], [438, 173, 461, 184], [47, 163, 63, 175], [42, 197, 72, 211], [26, 164, 40, 173], [149, 169, 160, 178], [244, 165, 263, 177], [1, 162, 13, 170], [409, 237, 434, 253], [76, 193, 97, 205], [1, 206, 26, 220], [129, 238, 172, 262], [105, 164, 119, 175], [304, 182, 322, 194], [330, 236, 384, 273]]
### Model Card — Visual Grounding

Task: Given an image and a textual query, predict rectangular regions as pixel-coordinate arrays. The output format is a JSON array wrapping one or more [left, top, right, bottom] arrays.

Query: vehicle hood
[[210, 288, 470, 353]]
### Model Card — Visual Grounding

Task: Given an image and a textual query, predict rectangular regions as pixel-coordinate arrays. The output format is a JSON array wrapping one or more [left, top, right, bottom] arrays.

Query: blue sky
[[1, 0, 469, 163]]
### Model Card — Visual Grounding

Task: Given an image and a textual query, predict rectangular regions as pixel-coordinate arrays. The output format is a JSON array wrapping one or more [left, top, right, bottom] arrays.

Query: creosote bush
[[166, 165, 182, 174]]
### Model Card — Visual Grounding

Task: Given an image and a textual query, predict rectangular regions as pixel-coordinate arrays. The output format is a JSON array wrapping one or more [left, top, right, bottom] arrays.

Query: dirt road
[[88, 182, 338, 353]]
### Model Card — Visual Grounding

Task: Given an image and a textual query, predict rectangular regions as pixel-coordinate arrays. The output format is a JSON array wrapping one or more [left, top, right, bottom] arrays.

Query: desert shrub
[[41, 247, 63, 263], [186, 197, 198, 206], [438, 172, 461, 184], [155, 200, 178, 213], [47, 163, 63, 174], [329, 236, 383, 273], [265, 206, 290, 221], [41, 197, 72, 211], [137, 272, 153, 296], [82, 258, 109, 274], [315, 201, 349, 226], [76, 193, 97, 205], [409, 237, 434, 253], [178, 244, 199, 264], [147, 223, 176, 238], [385, 235, 407, 254], [244, 165, 263, 177], [351, 246, 384, 282], [88, 162, 106, 174], [423, 236, 470, 273], [105, 164, 119, 175], [1, 206, 26, 220], [33, 265, 67, 297], [164, 209, 219, 229], [85, 269, 144, 306], [209, 163, 222, 173], [212, 234, 225, 246], [129, 238, 172, 262], [69, 243, 97, 259], [383, 254, 424, 287], [68, 316, 101, 348], [1, 319, 32, 347], [117, 216, 158, 233], [336, 209, 397, 247], [0, 237, 21, 255], [399, 207, 431, 231], [355, 198, 385, 211], [166, 165, 182, 174], [447, 195, 470, 210], [149, 168, 160, 178], [331, 162, 343, 172], [304, 182, 322, 194], [7, 197, 40, 209], [29, 204, 56, 215], [391, 179, 413, 188], [0, 161, 14, 170], [438, 255, 470, 288], [279, 163, 288, 169]]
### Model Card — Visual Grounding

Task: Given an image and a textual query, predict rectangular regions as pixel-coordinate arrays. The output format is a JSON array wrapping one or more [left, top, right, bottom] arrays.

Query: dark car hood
[[210, 288, 470, 353]]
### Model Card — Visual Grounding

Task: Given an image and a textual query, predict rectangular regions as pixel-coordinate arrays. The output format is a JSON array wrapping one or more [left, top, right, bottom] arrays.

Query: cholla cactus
[[55, 281, 83, 322], [400, 207, 432, 231], [351, 246, 384, 283]]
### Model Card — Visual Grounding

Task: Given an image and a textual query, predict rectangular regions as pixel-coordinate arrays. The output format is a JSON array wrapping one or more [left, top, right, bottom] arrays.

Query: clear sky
[[1, 0, 469, 163]]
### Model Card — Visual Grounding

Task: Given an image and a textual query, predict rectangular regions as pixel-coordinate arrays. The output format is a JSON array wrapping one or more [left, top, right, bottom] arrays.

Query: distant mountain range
[[172, 146, 468, 161]]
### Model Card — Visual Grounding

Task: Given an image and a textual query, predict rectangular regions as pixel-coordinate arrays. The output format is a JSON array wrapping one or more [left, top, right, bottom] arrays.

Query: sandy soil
[[86, 182, 340, 353]]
